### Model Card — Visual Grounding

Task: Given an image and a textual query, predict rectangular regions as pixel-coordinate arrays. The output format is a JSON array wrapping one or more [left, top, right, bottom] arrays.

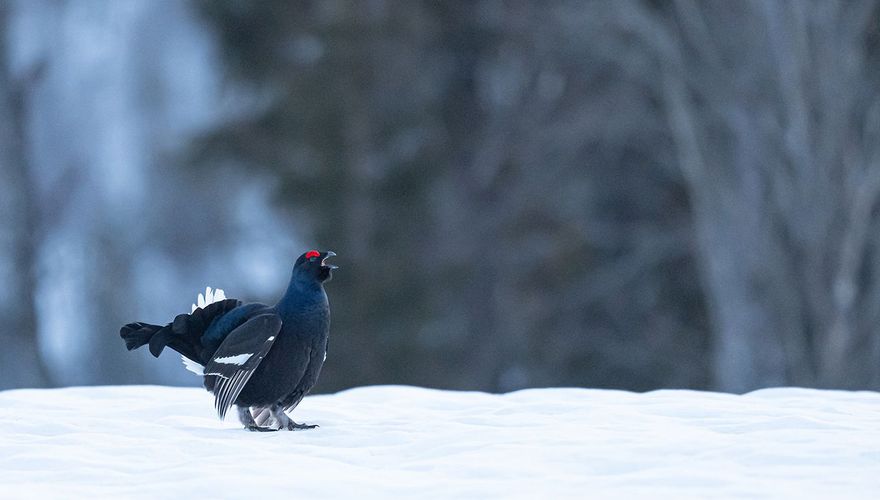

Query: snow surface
[[0, 385, 878, 499]]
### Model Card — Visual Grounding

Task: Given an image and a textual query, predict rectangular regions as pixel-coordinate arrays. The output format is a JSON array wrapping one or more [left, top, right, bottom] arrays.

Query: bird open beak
[[321, 251, 338, 269]]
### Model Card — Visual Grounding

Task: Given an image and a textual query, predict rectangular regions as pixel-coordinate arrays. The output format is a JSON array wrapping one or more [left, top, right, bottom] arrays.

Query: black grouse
[[120, 250, 337, 431]]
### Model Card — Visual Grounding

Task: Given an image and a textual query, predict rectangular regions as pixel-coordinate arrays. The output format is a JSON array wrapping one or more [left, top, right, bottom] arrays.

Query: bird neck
[[277, 275, 326, 316]]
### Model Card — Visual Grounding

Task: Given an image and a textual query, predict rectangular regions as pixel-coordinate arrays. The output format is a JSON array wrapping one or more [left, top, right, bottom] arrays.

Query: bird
[[120, 250, 337, 431]]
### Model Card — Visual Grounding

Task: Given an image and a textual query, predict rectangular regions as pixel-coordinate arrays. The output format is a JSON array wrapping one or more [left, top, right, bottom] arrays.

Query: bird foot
[[264, 403, 318, 430], [286, 421, 319, 431]]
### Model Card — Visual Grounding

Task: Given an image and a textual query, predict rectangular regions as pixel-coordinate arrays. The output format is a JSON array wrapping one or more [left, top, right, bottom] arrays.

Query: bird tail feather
[[119, 297, 241, 365], [120, 322, 163, 351], [120, 287, 239, 372], [119, 320, 200, 361]]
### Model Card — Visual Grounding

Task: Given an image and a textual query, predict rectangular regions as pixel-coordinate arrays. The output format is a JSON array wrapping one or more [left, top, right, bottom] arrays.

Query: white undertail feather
[[191, 286, 226, 313], [182, 357, 205, 375], [183, 286, 227, 375]]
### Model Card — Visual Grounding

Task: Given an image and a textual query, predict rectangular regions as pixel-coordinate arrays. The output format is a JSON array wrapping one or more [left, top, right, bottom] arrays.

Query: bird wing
[[282, 340, 328, 414], [281, 385, 308, 415], [203, 313, 282, 420]]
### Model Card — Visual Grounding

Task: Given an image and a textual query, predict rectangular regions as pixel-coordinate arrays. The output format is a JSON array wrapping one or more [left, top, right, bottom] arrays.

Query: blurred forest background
[[2, 0, 880, 394]]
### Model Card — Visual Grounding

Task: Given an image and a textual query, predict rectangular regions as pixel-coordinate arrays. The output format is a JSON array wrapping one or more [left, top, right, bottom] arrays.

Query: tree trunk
[[0, 7, 51, 389]]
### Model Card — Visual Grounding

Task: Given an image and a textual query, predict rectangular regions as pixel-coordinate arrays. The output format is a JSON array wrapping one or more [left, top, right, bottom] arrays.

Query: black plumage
[[120, 250, 337, 431]]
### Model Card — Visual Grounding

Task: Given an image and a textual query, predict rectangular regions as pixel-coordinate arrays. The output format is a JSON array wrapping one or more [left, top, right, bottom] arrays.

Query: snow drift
[[0, 385, 877, 498]]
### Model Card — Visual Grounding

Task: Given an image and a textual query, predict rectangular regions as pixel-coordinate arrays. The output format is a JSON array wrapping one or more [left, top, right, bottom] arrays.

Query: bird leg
[[238, 406, 277, 432], [270, 403, 318, 431]]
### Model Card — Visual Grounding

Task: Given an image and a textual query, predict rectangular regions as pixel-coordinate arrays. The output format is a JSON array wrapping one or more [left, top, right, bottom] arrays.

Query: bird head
[[293, 250, 338, 284]]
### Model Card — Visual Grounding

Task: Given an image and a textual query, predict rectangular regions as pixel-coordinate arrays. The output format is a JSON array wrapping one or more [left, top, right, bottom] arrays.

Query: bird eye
[[305, 250, 321, 260]]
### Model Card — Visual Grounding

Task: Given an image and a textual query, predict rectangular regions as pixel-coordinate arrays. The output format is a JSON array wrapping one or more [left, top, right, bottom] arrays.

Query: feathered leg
[[238, 406, 276, 432]]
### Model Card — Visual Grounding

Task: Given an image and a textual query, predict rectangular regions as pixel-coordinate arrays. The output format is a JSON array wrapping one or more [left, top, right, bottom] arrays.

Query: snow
[[0, 386, 877, 499]]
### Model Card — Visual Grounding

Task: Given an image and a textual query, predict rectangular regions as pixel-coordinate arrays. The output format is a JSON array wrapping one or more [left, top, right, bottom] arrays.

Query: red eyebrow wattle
[[305, 250, 321, 259]]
